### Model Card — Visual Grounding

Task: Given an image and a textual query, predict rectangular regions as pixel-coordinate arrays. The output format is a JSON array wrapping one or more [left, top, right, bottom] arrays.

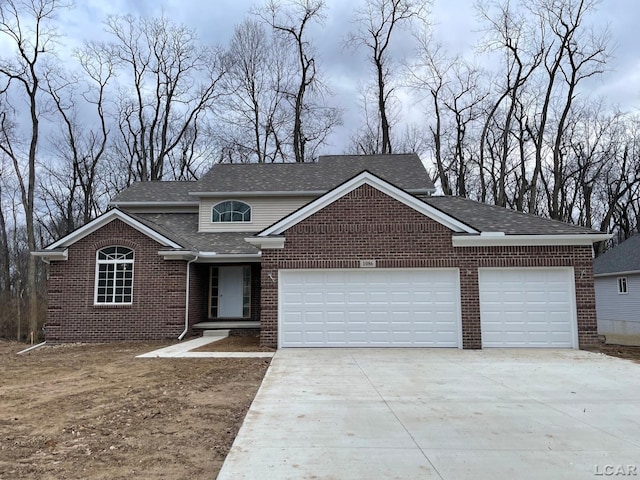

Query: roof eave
[[31, 250, 68, 262], [45, 209, 183, 250], [244, 237, 285, 249], [158, 250, 198, 261], [188, 188, 435, 197], [158, 250, 262, 262], [452, 233, 612, 247], [110, 201, 199, 207], [594, 269, 640, 277], [189, 190, 324, 197]]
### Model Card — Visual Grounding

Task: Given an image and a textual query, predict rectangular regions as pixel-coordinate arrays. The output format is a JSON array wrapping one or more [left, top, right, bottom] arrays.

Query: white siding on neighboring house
[[595, 273, 640, 336], [199, 196, 314, 232]]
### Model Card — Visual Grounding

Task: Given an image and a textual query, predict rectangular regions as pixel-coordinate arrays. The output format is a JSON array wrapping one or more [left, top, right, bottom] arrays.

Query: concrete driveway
[[217, 349, 640, 480]]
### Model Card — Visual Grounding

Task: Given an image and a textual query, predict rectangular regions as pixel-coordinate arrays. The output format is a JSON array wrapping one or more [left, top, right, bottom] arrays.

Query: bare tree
[[347, 82, 386, 155], [39, 44, 114, 237], [104, 14, 225, 181], [348, 0, 428, 154], [407, 33, 487, 196], [259, 0, 341, 162], [217, 19, 293, 163], [535, 0, 609, 220], [407, 38, 451, 194], [477, 0, 543, 207], [0, 180, 11, 297], [0, 0, 70, 339]]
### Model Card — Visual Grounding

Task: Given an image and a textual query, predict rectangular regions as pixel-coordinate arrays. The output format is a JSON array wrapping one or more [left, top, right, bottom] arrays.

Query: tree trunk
[[377, 60, 391, 154]]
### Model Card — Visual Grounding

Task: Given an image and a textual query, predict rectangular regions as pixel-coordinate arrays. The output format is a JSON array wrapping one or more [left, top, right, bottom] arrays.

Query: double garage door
[[279, 268, 577, 348]]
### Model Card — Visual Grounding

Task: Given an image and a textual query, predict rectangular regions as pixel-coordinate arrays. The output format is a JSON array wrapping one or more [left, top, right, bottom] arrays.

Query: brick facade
[[46, 219, 191, 342], [260, 184, 598, 349], [45, 185, 598, 347]]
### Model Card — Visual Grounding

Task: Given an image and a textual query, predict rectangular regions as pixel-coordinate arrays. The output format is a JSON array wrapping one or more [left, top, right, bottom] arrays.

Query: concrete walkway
[[217, 348, 640, 480], [136, 336, 274, 358]]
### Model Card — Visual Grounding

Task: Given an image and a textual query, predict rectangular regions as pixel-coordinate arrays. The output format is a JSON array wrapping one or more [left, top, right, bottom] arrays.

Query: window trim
[[211, 200, 252, 223], [617, 276, 628, 295], [94, 246, 135, 305]]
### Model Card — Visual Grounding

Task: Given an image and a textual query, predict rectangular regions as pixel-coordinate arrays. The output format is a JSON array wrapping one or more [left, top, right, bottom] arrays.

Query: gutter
[[451, 232, 612, 247], [31, 250, 68, 263], [179, 254, 199, 341], [594, 269, 640, 278]]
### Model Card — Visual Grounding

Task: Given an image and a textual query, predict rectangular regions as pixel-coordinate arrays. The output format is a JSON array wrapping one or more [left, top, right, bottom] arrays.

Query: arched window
[[212, 200, 251, 223], [95, 246, 134, 304]]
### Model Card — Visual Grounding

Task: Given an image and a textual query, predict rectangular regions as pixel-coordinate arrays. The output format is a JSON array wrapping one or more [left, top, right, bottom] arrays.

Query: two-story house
[[34, 154, 609, 349]]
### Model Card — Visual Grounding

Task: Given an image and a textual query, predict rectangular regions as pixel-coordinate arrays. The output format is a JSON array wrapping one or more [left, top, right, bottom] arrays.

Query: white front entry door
[[478, 268, 577, 348], [279, 268, 461, 348], [218, 266, 245, 318]]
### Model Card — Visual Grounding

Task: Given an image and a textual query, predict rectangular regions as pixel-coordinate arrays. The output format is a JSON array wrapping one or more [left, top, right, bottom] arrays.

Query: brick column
[[459, 261, 482, 349]]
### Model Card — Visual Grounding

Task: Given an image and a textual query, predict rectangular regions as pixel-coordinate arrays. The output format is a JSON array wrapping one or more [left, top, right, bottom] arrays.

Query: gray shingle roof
[[594, 235, 640, 275], [422, 196, 598, 235], [193, 154, 434, 194], [112, 181, 198, 204], [129, 213, 259, 254]]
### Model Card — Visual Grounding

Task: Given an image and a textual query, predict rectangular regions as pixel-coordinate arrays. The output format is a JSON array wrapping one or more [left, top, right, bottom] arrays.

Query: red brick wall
[[260, 184, 598, 349], [46, 219, 188, 342]]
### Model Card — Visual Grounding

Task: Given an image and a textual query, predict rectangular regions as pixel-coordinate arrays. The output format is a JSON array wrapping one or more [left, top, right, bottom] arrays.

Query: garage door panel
[[479, 268, 576, 348], [280, 269, 460, 348]]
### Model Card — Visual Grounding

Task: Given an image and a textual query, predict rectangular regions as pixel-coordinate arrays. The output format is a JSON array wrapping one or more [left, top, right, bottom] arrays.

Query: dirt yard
[[192, 334, 274, 352], [586, 343, 640, 363], [0, 340, 270, 480]]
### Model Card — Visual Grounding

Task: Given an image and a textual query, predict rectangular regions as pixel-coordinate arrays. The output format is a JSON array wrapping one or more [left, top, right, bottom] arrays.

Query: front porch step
[[202, 330, 230, 337], [193, 321, 260, 330]]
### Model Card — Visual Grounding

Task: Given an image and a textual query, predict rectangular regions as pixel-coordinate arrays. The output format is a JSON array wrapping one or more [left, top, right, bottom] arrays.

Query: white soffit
[[46, 209, 183, 250], [258, 171, 477, 237]]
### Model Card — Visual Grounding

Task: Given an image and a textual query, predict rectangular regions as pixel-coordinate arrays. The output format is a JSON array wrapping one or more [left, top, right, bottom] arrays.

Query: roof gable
[[44, 209, 183, 250], [257, 171, 477, 237]]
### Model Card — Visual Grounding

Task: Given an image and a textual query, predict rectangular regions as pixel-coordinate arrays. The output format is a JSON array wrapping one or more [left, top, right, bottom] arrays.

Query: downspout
[[179, 254, 199, 340], [17, 341, 46, 355]]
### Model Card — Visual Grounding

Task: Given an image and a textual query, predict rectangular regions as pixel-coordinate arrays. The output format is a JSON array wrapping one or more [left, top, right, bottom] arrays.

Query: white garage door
[[479, 268, 577, 348], [279, 269, 461, 348]]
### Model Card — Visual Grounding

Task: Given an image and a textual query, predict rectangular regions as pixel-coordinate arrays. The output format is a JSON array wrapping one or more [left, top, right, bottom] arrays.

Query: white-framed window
[[95, 246, 134, 304], [212, 200, 251, 223], [617, 276, 628, 295]]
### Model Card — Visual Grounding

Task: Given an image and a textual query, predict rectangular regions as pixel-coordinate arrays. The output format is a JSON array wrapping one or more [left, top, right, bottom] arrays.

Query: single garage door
[[279, 269, 461, 347], [478, 268, 577, 348]]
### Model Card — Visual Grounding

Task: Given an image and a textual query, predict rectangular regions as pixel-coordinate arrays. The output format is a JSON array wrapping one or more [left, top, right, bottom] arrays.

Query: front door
[[218, 266, 245, 318]]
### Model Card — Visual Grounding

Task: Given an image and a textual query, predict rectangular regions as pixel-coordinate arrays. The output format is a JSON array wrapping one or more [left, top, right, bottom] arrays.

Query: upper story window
[[617, 277, 628, 295], [212, 200, 251, 223], [95, 246, 134, 304]]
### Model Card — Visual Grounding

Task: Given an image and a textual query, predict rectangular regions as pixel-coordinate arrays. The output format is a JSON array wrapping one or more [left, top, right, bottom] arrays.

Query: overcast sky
[[37, 0, 640, 153]]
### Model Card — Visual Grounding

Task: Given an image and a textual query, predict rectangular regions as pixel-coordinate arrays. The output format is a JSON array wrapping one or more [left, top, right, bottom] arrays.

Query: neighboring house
[[34, 154, 610, 349], [594, 234, 640, 345]]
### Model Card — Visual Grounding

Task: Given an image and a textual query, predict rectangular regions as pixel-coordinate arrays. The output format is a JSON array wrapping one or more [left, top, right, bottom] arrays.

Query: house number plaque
[[359, 260, 376, 268]]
